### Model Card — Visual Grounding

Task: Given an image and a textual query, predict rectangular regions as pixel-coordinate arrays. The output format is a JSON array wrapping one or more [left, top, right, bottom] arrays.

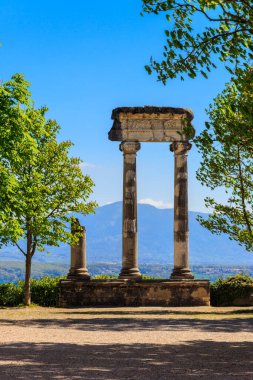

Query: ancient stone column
[[119, 141, 142, 279], [170, 141, 194, 279], [68, 218, 90, 280]]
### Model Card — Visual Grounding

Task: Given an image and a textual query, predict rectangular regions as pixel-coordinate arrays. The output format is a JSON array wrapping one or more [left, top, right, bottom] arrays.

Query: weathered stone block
[[59, 279, 210, 307], [233, 294, 253, 306], [109, 106, 194, 142]]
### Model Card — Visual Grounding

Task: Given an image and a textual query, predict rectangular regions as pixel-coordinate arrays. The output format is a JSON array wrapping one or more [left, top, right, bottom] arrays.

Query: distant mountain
[[1, 261, 253, 283], [1, 202, 253, 265]]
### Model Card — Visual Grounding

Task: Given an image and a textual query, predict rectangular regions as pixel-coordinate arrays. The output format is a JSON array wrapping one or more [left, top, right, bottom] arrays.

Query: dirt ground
[[0, 306, 253, 379]]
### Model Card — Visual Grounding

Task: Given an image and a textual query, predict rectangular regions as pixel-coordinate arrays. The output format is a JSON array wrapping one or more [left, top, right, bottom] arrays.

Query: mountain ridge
[[1, 202, 253, 265]]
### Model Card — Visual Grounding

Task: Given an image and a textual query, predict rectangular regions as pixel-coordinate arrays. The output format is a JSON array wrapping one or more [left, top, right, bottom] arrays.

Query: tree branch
[[168, 27, 252, 77], [45, 200, 66, 220], [15, 242, 26, 256]]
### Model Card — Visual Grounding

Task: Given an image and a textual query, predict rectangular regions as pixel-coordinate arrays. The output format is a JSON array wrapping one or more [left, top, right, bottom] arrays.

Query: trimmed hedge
[[0, 275, 158, 307], [30, 276, 64, 306], [1, 273, 253, 307], [0, 276, 64, 307], [0, 281, 24, 306], [210, 274, 253, 306]]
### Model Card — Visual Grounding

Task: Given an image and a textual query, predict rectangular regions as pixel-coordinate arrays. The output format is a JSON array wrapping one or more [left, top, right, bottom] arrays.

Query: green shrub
[[92, 274, 158, 280], [141, 275, 161, 280], [0, 281, 24, 306], [2, 273, 252, 308], [30, 276, 64, 307], [0, 276, 65, 307], [92, 274, 118, 280], [211, 274, 253, 306]]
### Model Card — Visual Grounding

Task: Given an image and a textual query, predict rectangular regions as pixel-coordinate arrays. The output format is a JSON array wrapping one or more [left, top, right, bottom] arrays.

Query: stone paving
[[0, 306, 253, 379]]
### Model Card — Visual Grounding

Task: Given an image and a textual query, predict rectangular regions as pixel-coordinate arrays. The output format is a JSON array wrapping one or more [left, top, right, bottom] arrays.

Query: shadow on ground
[[55, 309, 253, 315], [0, 340, 253, 379], [1, 316, 253, 333]]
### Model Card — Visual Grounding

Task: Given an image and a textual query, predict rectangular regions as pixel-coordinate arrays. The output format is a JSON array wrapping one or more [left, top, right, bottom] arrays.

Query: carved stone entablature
[[109, 106, 194, 142]]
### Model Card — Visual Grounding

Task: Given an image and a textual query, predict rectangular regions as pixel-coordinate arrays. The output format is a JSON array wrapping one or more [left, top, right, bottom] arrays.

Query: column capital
[[120, 141, 141, 154], [170, 141, 192, 154]]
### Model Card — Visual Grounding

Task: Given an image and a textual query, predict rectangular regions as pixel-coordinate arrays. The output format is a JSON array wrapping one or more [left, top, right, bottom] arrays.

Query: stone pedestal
[[59, 279, 210, 307], [170, 142, 194, 279], [119, 141, 142, 279], [67, 219, 90, 280]]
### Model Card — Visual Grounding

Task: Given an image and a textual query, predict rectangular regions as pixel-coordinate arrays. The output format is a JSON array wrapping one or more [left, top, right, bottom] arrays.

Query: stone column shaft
[[68, 219, 90, 280], [119, 141, 141, 279], [170, 142, 194, 279]]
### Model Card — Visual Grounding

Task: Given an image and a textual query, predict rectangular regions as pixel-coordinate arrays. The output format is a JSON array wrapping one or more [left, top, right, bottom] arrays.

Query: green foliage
[[0, 281, 24, 306], [141, 274, 159, 280], [1, 273, 253, 307], [30, 276, 65, 306], [211, 274, 253, 306], [0, 74, 97, 252], [142, 1, 253, 83], [0, 73, 97, 304], [92, 274, 118, 280], [0, 276, 64, 307], [0, 275, 160, 306], [195, 67, 253, 251], [92, 275, 158, 280]]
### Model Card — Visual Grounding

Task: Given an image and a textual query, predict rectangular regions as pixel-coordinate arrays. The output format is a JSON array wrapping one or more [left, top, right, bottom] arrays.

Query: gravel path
[[0, 306, 253, 379]]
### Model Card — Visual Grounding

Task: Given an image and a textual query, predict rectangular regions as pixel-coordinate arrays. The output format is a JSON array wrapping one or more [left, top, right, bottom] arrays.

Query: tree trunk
[[24, 231, 32, 306], [24, 252, 32, 305]]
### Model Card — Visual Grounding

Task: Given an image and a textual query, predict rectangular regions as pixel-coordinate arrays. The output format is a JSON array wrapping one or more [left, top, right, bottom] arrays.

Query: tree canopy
[[142, 0, 253, 83], [0, 74, 97, 304], [195, 67, 253, 251]]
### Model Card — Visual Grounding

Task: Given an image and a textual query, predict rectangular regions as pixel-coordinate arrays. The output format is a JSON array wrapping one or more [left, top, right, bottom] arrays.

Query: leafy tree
[[142, 0, 253, 83], [195, 67, 253, 251], [0, 74, 97, 305]]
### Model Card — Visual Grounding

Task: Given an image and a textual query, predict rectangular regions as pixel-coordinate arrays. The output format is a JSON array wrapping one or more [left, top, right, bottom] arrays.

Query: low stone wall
[[231, 295, 253, 306], [59, 279, 210, 307]]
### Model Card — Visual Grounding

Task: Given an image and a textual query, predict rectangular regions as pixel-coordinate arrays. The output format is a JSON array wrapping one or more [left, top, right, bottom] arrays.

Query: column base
[[67, 267, 75, 279], [67, 268, 90, 280], [170, 268, 194, 280], [118, 267, 142, 280]]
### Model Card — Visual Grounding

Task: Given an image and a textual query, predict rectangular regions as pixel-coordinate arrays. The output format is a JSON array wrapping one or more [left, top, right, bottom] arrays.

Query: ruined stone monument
[[109, 106, 195, 280], [59, 106, 210, 307]]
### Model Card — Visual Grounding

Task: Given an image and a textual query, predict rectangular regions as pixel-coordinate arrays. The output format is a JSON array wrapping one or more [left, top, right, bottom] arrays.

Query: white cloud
[[139, 198, 173, 209]]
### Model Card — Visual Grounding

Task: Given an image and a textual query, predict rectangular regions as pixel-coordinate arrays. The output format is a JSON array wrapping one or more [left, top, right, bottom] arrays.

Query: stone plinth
[[59, 279, 210, 307], [109, 106, 194, 142]]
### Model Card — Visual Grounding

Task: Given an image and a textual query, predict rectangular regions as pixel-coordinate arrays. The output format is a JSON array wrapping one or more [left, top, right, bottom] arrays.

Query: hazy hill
[[1, 202, 253, 265], [1, 261, 252, 283]]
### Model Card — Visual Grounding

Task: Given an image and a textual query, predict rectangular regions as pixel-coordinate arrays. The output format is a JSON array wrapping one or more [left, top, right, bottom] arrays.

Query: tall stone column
[[68, 218, 90, 280], [119, 141, 142, 279], [170, 141, 194, 279]]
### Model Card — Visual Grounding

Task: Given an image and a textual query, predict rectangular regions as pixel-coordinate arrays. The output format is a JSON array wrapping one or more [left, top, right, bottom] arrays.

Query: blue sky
[[0, 0, 231, 211]]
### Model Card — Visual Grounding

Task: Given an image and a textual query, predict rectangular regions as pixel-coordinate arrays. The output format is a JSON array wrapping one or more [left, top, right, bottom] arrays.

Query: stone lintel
[[109, 106, 194, 142], [112, 106, 194, 119]]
